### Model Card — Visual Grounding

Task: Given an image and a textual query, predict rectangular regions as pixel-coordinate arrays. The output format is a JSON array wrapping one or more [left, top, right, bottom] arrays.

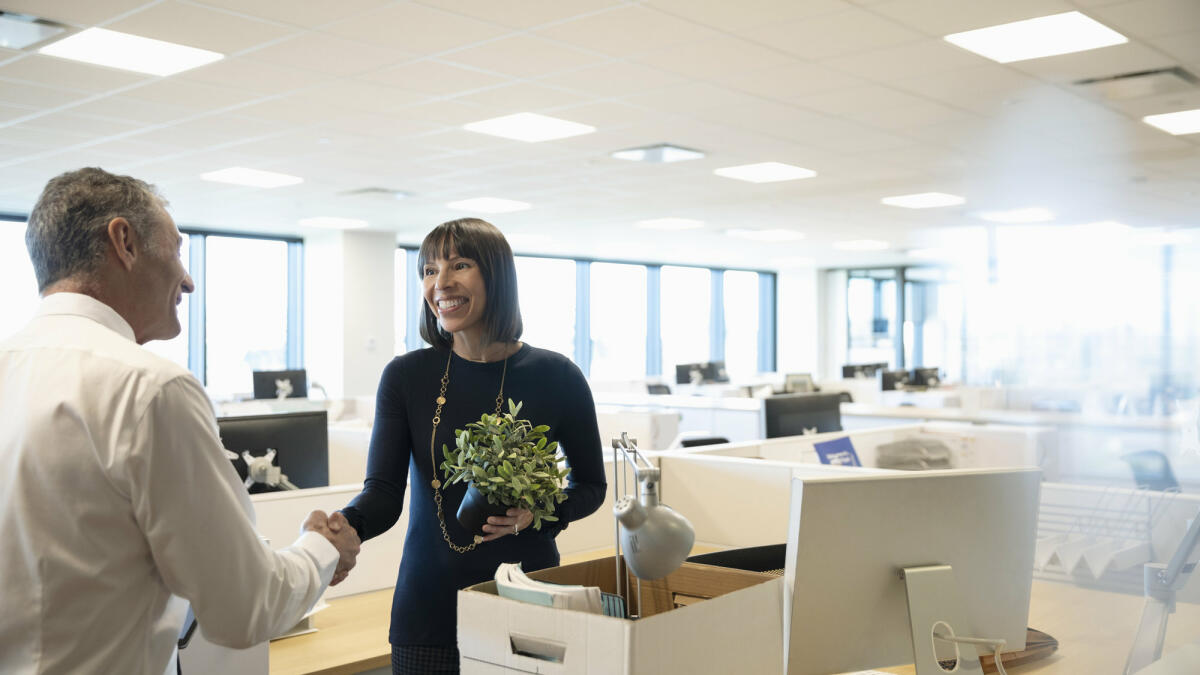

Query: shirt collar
[[36, 292, 137, 343]]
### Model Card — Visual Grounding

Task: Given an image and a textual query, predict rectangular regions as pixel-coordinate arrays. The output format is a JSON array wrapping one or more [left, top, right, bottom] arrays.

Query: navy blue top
[[340, 344, 606, 646]]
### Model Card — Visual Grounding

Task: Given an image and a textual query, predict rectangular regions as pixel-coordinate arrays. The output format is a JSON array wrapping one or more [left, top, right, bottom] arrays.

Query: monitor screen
[[764, 393, 843, 438], [784, 469, 1041, 674], [841, 363, 887, 379], [217, 411, 328, 493], [252, 369, 308, 399], [783, 373, 814, 394], [911, 367, 940, 388], [702, 361, 729, 383], [881, 370, 910, 391], [675, 363, 703, 385]]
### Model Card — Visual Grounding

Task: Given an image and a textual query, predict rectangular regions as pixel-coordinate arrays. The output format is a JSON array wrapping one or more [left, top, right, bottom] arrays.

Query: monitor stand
[[902, 565, 984, 675]]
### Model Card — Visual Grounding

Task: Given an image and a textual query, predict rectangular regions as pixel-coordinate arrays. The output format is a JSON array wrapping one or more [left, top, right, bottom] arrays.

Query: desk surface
[[271, 576, 1200, 675]]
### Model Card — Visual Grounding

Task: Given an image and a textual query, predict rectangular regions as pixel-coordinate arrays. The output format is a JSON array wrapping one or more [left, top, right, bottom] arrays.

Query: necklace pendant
[[431, 478, 441, 489], [474, 535, 484, 544], [436, 395, 446, 405]]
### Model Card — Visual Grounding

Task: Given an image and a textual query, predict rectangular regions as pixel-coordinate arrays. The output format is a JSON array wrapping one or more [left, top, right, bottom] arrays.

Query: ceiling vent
[[339, 187, 411, 200], [0, 12, 69, 50], [1073, 67, 1198, 100]]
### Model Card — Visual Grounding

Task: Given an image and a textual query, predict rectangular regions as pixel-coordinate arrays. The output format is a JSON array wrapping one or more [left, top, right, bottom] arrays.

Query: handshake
[[302, 510, 361, 586]]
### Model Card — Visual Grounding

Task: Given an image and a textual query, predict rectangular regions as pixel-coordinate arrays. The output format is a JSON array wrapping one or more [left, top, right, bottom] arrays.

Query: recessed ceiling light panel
[[714, 162, 816, 183], [298, 217, 369, 230], [944, 11, 1126, 63], [463, 112, 595, 142], [726, 228, 804, 242], [833, 239, 890, 251], [977, 207, 1054, 223], [39, 27, 223, 76], [612, 143, 705, 163], [200, 167, 303, 189], [1143, 108, 1200, 135], [637, 218, 705, 231], [0, 13, 67, 49], [446, 197, 531, 214], [881, 192, 966, 209]]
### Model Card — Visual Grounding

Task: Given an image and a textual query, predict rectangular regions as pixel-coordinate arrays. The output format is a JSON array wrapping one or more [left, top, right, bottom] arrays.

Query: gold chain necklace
[[429, 348, 508, 554]]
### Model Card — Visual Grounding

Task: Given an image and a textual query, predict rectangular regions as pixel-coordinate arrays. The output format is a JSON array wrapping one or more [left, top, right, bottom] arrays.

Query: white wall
[[304, 230, 396, 399], [818, 269, 847, 381]]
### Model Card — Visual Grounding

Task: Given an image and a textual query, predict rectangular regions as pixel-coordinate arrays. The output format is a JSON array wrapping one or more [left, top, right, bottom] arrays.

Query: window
[[723, 270, 760, 379], [203, 235, 290, 399], [0, 220, 39, 341], [590, 262, 647, 380], [846, 269, 897, 368], [514, 256, 576, 360], [660, 266, 711, 374], [395, 247, 408, 355]]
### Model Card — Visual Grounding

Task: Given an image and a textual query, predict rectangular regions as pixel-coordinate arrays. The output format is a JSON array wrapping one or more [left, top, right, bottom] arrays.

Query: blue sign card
[[813, 436, 861, 467]]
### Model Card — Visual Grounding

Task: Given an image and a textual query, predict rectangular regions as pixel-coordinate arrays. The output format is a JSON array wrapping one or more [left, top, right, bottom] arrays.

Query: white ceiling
[[0, 0, 1198, 269]]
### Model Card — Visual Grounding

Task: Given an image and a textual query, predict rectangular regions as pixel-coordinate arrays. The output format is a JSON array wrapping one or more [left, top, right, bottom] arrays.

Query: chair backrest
[[1121, 450, 1180, 492], [646, 383, 671, 395], [679, 436, 730, 448]]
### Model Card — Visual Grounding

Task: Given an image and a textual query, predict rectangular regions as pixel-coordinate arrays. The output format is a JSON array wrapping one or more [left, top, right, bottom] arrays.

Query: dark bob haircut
[[418, 218, 523, 350]]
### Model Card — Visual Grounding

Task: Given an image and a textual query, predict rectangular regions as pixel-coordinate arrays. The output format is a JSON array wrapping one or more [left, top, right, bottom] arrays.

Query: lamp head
[[614, 494, 695, 580]]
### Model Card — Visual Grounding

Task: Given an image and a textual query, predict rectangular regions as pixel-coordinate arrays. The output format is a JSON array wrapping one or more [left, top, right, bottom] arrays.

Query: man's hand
[[302, 510, 361, 586]]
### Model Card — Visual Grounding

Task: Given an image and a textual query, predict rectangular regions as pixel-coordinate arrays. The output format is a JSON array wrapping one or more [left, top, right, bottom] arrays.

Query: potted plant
[[441, 399, 572, 537]]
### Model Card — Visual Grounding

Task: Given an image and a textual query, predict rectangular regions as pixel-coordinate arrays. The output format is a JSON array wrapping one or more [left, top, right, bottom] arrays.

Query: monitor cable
[[933, 628, 1008, 675]]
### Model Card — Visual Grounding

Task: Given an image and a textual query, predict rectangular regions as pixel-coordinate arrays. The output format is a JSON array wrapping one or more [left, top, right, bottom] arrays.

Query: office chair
[[1121, 450, 1180, 492], [679, 436, 730, 448]]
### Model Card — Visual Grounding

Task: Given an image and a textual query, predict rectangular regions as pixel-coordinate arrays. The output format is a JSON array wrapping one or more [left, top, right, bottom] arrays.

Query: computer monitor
[[675, 363, 703, 385], [701, 360, 730, 383], [783, 468, 1041, 675], [881, 369, 910, 391], [252, 369, 308, 399], [764, 393, 843, 438], [783, 373, 815, 394], [911, 367, 941, 388], [841, 363, 887, 379], [216, 411, 329, 493]]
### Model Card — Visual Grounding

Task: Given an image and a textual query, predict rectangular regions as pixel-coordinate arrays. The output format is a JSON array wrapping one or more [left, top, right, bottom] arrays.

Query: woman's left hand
[[481, 507, 534, 542]]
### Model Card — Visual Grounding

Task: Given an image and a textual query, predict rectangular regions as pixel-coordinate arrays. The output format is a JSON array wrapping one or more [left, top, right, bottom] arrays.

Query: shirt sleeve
[[546, 359, 606, 532], [341, 357, 411, 541], [127, 376, 338, 649]]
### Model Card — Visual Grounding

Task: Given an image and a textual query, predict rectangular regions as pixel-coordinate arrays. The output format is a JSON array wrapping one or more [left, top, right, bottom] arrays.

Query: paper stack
[[494, 563, 605, 614]]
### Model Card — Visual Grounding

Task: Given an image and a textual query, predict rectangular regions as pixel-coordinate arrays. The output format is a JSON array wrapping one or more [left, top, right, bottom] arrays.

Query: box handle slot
[[509, 633, 567, 664]]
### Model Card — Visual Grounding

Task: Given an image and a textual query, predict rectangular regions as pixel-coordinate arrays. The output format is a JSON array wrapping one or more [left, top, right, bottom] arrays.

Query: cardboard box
[[458, 557, 783, 674]]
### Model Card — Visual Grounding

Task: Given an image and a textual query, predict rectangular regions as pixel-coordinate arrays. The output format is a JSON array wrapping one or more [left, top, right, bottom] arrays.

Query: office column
[[710, 270, 724, 363], [647, 266, 661, 377]]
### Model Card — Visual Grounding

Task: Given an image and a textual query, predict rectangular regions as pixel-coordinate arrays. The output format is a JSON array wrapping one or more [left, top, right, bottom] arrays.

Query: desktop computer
[[842, 362, 887, 379], [783, 468, 1041, 674], [217, 411, 329, 493], [252, 369, 308, 399], [881, 369, 910, 391]]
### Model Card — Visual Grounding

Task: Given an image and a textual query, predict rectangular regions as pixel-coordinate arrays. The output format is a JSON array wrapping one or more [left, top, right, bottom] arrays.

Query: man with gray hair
[[0, 167, 359, 674]]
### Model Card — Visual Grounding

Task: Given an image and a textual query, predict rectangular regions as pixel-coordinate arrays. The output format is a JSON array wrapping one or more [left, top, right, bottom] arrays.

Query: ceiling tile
[[868, 0, 1077, 36], [70, 95, 196, 126], [122, 79, 263, 112], [299, 81, 431, 113], [1154, 31, 1200, 62], [0, 55, 151, 93], [178, 57, 328, 95], [315, 112, 445, 138], [412, 0, 624, 29], [388, 99, 494, 126], [891, 65, 1043, 112], [245, 33, 412, 77], [17, 111, 142, 137], [535, 5, 719, 58], [1106, 89, 1200, 119], [1089, 0, 1200, 38], [0, 124, 93, 150], [535, 62, 686, 98], [793, 86, 931, 116], [0, 103, 34, 124], [852, 100, 976, 131], [355, 59, 512, 96], [823, 39, 992, 82], [742, 8, 923, 60], [726, 62, 869, 103], [633, 34, 797, 81], [0, 78, 90, 109], [323, 3, 507, 53], [235, 93, 367, 126], [542, 101, 648, 129], [441, 35, 603, 78], [452, 82, 589, 114], [107, 1, 299, 54], [622, 82, 767, 114], [191, 0, 393, 29], [128, 114, 286, 149], [645, 0, 852, 32], [0, 0, 148, 26], [1007, 41, 1177, 83]]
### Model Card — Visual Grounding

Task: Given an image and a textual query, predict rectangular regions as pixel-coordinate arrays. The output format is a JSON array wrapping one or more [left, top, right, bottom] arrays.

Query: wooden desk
[[877, 581, 1200, 674], [269, 590, 391, 675], [271, 572, 1200, 674]]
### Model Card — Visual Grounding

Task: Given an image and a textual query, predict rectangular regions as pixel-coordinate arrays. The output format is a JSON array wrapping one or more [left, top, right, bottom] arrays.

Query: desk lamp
[[1124, 506, 1200, 674], [612, 433, 694, 616]]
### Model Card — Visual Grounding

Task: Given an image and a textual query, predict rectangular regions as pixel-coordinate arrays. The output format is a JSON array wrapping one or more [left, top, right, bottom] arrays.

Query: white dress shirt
[[0, 293, 338, 675]]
